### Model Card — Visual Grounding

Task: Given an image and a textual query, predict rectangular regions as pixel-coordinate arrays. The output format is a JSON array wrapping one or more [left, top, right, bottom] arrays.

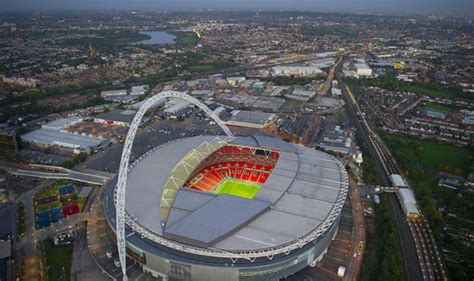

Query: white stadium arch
[[114, 91, 233, 280]]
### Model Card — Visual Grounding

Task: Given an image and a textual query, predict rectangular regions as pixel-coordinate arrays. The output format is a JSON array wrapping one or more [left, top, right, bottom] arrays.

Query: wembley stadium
[[104, 134, 348, 281]]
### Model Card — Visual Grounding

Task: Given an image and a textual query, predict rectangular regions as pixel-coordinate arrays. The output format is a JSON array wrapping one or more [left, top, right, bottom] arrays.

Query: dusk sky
[[1, 0, 473, 16]]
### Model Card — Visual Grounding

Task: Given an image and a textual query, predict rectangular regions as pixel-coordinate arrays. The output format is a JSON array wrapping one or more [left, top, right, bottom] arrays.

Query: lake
[[136, 31, 176, 45]]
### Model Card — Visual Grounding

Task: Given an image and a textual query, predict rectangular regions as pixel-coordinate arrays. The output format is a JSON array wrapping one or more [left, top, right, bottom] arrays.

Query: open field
[[187, 64, 217, 73], [380, 132, 474, 280], [381, 132, 471, 177], [174, 32, 198, 46], [345, 75, 472, 101], [423, 102, 456, 114], [381, 132, 472, 217], [215, 179, 261, 199], [44, 240, 73, 281]]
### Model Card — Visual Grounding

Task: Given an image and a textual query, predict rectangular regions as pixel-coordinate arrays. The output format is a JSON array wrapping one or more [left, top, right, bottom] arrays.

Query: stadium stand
[[184, 145, 280, 193]]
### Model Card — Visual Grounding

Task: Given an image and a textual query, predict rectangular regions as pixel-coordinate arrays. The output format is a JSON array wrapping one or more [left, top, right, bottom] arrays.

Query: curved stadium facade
[[104, 135, 348, 281]]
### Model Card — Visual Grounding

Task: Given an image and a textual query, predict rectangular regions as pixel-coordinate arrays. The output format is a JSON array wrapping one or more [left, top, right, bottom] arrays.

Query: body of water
[[137, 31, 176, 45]]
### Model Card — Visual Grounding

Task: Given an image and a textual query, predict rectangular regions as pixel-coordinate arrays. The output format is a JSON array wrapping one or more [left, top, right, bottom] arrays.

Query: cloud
[[1, 0, 473, 15]]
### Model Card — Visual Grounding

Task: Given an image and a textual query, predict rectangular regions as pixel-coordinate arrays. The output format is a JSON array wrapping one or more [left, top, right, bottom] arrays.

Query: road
[[343, 178, 366, 280], [10, 167, 109, 185], [318, 57, 342, 96], [15, 184, 49, 281], [71, 223, 109, 281]]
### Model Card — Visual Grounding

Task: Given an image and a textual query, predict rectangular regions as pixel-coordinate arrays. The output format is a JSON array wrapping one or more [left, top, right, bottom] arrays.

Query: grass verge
[[44, 239, 73, 281]]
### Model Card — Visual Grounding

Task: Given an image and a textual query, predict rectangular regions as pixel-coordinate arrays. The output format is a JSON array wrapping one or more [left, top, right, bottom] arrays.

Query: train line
[[342, 83, 448, 281]]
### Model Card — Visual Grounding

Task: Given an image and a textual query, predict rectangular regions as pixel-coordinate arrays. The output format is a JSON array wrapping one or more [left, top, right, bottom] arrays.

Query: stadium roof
[[164, 194, 269, 247], [125, 135, 347, 251]]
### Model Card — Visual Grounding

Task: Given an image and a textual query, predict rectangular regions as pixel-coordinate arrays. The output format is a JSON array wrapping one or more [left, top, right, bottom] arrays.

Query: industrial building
[[271, 66, 322, 77], [100, 89, 127, 98], [354, 63, 372, 77], [163, 99, 194, 118], [316, 125, 352, 155], [130, 85, 149, 96], [285, 89, 316, 101], [309, 57, 335, 68], [101, 85, 149, 103], [219, 94, 285, 112], [225, 110, 277, 129], [129, 97, 166, 110], [279, 114, 317, 143], [95, 109, 140, 127], [226, 76, 246, 86], [21, 117, 107, 154]]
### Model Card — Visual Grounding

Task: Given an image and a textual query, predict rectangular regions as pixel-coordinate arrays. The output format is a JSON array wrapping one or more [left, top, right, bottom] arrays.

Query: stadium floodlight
[[114, 91, 233, 281]]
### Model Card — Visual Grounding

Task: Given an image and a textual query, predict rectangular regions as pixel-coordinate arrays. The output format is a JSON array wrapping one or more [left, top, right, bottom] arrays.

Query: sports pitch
[[214, 179, 262, 199]]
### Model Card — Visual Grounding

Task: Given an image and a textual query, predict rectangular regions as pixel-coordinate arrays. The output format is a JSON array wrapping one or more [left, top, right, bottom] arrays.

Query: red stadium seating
[[184, 145, 280, 192]]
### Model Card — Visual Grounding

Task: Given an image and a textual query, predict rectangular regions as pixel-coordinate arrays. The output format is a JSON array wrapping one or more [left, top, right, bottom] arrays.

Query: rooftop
[[95, 109, 137, 125], [22, 127, 105, 149], [124, 135, 347, 251], [227, 110, 275, 126], [42, 116, 81, 130]]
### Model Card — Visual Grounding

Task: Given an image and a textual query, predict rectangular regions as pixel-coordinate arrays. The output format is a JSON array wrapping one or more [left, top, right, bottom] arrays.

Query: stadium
[[101, 91, 349, 281], [104, 134, 348, 281]]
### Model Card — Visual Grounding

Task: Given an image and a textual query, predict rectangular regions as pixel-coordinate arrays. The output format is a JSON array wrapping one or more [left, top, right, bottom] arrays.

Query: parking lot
[[19, 149, 72, 166], [85, 119, 224, 173]]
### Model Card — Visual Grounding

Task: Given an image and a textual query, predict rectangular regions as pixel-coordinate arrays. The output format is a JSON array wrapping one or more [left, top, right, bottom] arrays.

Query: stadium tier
[[182, 144, 279, 197], [105, 135, 348, 281]]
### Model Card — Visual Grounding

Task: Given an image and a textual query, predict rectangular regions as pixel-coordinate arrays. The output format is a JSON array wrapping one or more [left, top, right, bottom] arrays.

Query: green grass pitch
[[214, 179, 262, 199]]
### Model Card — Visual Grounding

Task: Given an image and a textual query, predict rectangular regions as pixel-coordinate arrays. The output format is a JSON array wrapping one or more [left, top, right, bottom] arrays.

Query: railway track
[[409, 218, 448, 281], [342, 83, 448, 281]]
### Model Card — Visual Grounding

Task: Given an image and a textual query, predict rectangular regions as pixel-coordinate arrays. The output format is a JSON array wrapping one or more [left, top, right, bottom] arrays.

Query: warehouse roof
[[227, 110, 275, 126], [42, 116, 81, 130], [96, 109, 137, 125], [22, 127, 105, 149]]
